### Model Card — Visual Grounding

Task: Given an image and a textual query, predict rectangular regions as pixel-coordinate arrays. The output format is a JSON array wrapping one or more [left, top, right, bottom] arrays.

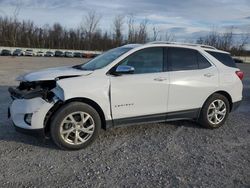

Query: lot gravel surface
[[0, 56, 249, 187]]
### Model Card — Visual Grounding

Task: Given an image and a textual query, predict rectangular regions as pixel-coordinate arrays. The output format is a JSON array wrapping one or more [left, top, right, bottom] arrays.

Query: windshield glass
[[80, 47, 132, 70]]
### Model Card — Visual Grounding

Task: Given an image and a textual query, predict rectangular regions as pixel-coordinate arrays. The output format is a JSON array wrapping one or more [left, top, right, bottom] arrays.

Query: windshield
[[79, 47, 132, 70]]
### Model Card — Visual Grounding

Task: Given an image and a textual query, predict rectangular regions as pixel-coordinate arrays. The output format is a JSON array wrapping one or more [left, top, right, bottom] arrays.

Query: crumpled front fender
[[51, 76, 112, 121]]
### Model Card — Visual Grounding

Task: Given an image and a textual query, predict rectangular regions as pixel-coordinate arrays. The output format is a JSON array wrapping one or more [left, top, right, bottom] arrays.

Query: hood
[[16, 66, 93, 82]]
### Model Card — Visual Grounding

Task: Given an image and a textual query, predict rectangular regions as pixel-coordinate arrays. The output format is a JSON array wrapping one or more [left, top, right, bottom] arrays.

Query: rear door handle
[[204, 73, 214, 77], [154, 77, 168, 81]]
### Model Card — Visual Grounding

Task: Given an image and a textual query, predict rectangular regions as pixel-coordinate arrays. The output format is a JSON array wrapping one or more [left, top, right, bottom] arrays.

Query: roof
[[148, 41, 217, 50], [121, 42, 230, 54]]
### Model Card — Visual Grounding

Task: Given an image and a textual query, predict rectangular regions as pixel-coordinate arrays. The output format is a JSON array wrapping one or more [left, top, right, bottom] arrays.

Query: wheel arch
[[203, 90, 233, 112], [44, 97, 107, 135]]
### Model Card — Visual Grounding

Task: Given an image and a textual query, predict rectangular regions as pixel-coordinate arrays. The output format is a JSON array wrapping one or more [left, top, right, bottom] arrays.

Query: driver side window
[[119, 47, 164, 74]]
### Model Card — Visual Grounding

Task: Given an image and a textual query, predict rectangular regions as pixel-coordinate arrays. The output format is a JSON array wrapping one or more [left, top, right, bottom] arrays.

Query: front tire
[[199, 93, 230, 129], [50, 102, 101, 150]]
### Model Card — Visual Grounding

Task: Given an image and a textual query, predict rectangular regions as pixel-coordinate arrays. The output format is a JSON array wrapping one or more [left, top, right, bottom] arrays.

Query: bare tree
[[164, 32, 175, 42], [138, 19, 148, 43], [197, 28, 234, 51], [152, 26, 159, 41], [220, 27, 233, 50], [13, 0, 21, 19], [1, 12, 247, 53], [113, 15, 124, 46], [127, 15, 149, 43], [238, 32, 250, 50], [80, 11, 101, 49], [127, 14, 135, 43], [12, 0, 22, 46]]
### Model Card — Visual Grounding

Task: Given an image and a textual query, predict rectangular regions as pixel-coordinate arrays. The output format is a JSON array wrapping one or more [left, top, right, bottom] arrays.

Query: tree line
[[197, 27, 249, 56], [0, 11, 249, 54], [0, 12, 166, 51]]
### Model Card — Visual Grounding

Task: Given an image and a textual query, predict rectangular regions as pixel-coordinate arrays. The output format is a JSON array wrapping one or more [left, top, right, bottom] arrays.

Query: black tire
[[50, 102, 101, 150], [199, 93, 230, 129]]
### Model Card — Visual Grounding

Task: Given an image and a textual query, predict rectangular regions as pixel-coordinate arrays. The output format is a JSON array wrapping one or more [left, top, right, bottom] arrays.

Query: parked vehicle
[[1, 49, 12, 56], [82, 53, 99, 58], [8, 42, 243, 150], [55, 50, 64, 57], [36, 51, 44, 56], [92, 53, 99, 58], [65, 51, 73, 57], [83, 53, 94, 58], [73, 52, 83, 58], [13, 49, 24, 56], [233, 57, 244, 64], [44, 51, 54, 57], [24, 49, 34, 56]]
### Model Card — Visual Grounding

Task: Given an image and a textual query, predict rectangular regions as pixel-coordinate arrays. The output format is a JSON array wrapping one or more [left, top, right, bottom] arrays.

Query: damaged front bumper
[[8, 86, 56, 134]]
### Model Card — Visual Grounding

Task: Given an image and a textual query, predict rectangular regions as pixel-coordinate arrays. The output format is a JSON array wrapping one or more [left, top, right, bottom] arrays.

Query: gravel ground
[[0, 56, 249, 187]]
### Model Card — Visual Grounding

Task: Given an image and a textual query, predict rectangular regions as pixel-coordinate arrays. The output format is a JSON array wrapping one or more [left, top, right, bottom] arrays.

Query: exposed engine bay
[[8, 80, 56, 102]]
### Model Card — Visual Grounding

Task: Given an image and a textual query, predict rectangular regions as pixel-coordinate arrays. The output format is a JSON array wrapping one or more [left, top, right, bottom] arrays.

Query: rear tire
[[50, 102, 101, 150], [199, 93, 230, 129]]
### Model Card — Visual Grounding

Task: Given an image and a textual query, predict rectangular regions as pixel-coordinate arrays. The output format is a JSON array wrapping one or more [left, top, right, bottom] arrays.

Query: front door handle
[[154, 77, 168, 81], [204, 73, 214, 77]]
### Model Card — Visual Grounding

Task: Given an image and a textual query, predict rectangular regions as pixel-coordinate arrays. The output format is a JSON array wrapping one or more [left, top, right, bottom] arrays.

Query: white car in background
[[8, 42, 243, 150], [44, 51, 54, 57], [24, 49, 34, 56], [36, 51, 44, 56]]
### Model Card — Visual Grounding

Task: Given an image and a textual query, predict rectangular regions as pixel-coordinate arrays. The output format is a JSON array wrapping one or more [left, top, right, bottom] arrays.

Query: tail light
[[235, 71, 244, 80]]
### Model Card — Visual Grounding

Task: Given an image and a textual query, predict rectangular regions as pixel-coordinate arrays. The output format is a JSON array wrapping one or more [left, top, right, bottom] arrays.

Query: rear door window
[[168, 48, 198, 71], [206, 51, 236, 68]]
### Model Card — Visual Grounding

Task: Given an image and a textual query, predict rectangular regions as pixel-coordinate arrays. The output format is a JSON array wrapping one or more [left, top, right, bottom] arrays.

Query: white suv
[[8, 42, 243, 150]]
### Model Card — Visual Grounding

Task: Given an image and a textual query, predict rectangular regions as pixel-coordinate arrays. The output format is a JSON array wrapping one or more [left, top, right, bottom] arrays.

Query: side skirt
[[108, 108, 200, 128]]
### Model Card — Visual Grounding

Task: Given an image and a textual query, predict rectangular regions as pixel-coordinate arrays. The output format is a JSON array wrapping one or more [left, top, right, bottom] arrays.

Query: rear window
[[206, 51, 236, 68]]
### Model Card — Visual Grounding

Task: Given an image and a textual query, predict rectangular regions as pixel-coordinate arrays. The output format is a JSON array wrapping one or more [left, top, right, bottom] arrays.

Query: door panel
[[167, 47, 219, 112], [110, 72, 169, 119], [110, 47, 169, 120], [168, 66, 218, 112]]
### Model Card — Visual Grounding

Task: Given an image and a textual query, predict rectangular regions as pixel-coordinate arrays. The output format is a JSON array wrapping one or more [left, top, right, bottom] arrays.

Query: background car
[[82, 53, 92, 58], [73, 52, 83, 58], [13, 49, 24, 56], [64, 51, 73, 57], [83, 53, 99, 58], [92, 53, 99, 58], [44, 51, 54, 57], [36, 51, 44, 56], [1, 49, 12, 56], [55, 50, 64, 57], [233, 57, 244, 63], [24, 49, 34, 56]]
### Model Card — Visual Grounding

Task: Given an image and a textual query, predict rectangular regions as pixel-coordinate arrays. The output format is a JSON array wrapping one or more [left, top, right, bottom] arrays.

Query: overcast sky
[[0, 0, 249, 44]]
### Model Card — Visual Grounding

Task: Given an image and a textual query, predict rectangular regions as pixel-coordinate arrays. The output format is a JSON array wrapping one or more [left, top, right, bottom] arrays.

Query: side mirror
[[115, 65, 135, 75]]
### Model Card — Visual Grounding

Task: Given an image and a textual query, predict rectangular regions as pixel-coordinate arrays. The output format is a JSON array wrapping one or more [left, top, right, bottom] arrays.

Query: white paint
[[9, 42, 243, 130]]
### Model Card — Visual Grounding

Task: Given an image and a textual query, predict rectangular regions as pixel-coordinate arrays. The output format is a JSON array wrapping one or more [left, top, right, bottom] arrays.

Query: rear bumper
[[231, 100, 241, 112]]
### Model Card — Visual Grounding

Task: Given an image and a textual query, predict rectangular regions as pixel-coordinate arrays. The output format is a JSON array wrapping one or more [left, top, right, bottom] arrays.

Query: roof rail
[[147, 41, 217, 50]]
